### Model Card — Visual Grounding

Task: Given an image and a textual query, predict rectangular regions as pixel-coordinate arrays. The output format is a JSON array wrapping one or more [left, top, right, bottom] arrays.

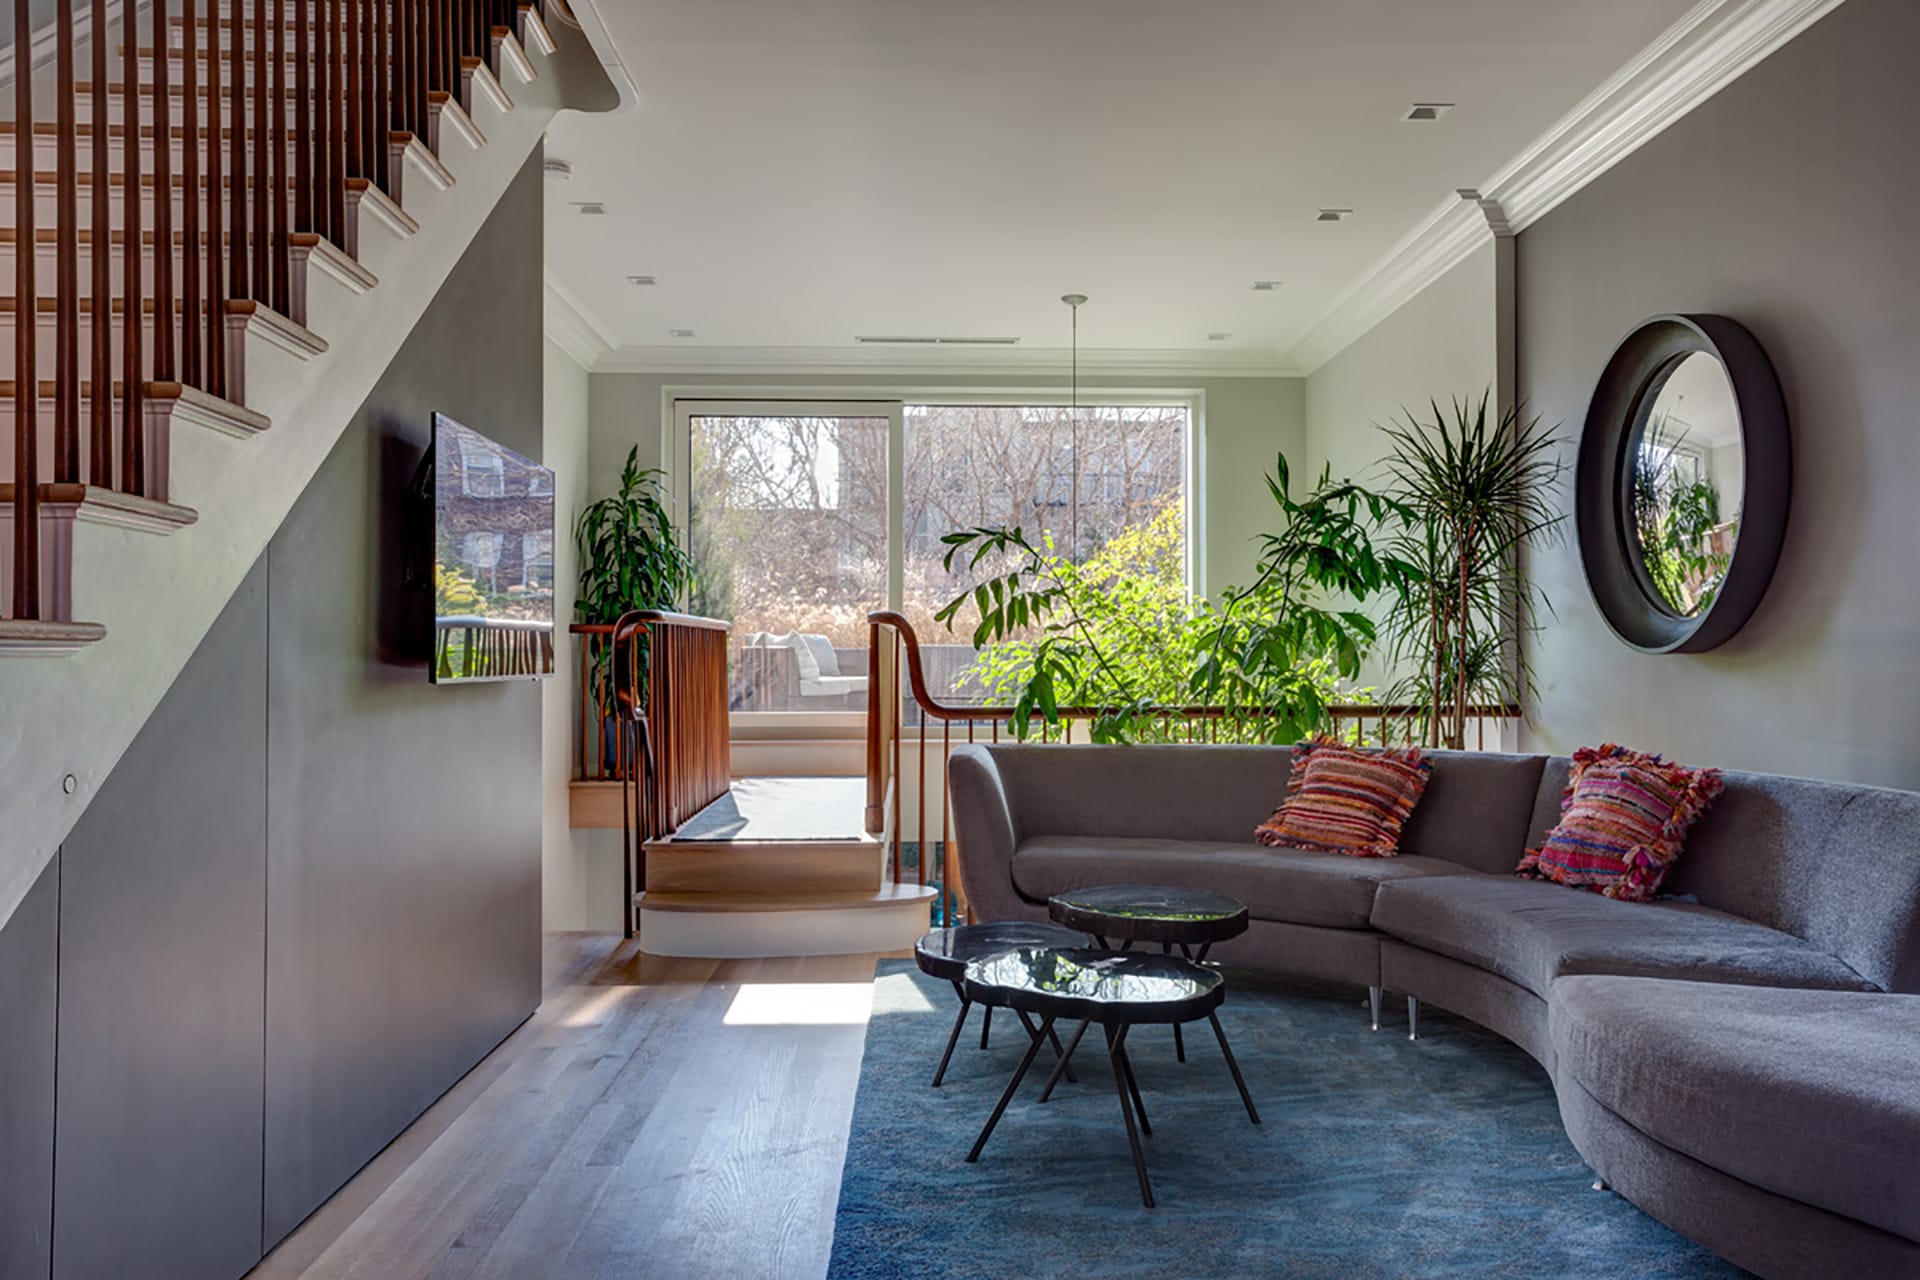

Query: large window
[[679, 397, 1191, 719]]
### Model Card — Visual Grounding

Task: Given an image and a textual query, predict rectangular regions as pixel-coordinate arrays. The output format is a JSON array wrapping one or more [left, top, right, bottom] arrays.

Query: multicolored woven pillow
[[1255, 739, 1433, 858], [1517, 743, 1725, 901]]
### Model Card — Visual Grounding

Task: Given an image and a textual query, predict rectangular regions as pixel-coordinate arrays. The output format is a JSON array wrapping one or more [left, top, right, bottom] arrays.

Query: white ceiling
[[545, 0, 1697, 367]]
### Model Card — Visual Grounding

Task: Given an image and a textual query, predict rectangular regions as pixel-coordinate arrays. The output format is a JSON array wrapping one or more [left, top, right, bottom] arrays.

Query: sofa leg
[[1407, 996, 1421, 1041], [1368, 986, 1383, 1032], [1593, 1178, 1612, 1193]]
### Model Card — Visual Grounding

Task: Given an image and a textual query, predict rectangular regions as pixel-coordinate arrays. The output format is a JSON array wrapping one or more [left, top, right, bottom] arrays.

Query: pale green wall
[[584, 370, 1305, 602]]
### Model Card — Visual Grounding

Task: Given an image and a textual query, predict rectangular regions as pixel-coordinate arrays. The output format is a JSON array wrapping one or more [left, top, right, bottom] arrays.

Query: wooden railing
[[572, 612, 731, 828], [864, 610, 1520, 927], [5, 0, 550, 625]]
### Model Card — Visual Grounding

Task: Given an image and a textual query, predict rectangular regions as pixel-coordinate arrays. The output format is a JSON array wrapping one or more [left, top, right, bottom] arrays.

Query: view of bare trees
[[687, 404, 1186, 708]]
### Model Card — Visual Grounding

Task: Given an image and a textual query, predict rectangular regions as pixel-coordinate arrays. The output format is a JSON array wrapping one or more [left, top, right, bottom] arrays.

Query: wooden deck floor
[[248, 934, 884, 1280]]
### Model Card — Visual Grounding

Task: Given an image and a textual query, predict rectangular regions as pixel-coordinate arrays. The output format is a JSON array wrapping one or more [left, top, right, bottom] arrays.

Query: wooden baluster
[[89, 0, 112, 488], [204, 0, 225, 396], [180, 0, 202, 385], [10, 0, 40, 617], [941, 719, 952, 922], [270, 0, 288, 311], [375, 0, 390, 192], [55, 0, 80, 483], [345, 0, 362, 181], [917, 717, 927, 886], [332, 0, 347, 236], [314, 0, 334, 242], [252, 0, 270, 302], [121, 0, 151, 493], [295, 0, 313, 236], [148, 0, 174, 402], [891, 632, 902, 882], [229, 0, 248, 304]]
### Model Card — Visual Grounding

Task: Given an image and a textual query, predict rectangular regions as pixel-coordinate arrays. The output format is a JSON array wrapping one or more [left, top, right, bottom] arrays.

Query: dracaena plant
[[1379, 392, 1565, 750], [575, 447, 695, 701], [935, 453, 1408, 743]]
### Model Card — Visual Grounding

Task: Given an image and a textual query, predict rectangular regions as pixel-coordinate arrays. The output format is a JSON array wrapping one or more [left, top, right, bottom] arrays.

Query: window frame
[[666, 387, 1203, 738]]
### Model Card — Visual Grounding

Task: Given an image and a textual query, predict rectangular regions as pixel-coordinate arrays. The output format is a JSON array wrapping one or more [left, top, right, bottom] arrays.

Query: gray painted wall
[[264, 144, 545, 1245], [0, 859, 57, 1280], [1517, 0, 1920, 786], [0, 148, 546, 1279]]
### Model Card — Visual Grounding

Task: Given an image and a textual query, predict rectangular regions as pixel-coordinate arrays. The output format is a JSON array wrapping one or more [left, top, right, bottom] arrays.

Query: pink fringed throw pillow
[[1517, 743, 1724, 901], [1255, 739, 1432, 858]]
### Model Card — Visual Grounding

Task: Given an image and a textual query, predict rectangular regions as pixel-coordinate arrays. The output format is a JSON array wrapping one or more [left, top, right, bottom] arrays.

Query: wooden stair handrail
[[864, 611, 1518, 724]]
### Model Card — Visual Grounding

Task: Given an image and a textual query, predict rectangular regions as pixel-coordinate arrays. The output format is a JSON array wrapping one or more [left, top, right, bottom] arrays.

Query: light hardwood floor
[[249, 934, 884, 1280]]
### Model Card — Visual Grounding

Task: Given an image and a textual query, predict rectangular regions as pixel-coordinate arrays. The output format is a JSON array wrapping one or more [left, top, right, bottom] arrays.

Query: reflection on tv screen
[[431, 413, 557, 683]]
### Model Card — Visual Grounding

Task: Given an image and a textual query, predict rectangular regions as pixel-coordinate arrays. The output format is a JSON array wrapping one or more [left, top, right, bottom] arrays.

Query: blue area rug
[[829, 961, 1747, 1279]]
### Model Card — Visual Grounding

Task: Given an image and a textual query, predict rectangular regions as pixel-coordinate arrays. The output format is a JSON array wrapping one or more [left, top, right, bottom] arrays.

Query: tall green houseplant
[[1380, 393, 1564, 749], [575, 447, 696, 700]]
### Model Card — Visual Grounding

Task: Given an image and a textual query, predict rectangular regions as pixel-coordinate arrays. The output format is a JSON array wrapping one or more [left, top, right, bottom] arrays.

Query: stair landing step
[[637, 884, 937, 915]]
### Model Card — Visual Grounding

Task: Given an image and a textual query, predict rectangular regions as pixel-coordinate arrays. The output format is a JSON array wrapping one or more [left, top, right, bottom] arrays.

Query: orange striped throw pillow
[[1255, 739, 1433, 858]]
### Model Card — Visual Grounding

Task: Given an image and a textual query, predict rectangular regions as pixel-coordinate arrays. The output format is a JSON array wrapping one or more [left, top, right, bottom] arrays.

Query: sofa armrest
[[947, 745, 1045, 924]]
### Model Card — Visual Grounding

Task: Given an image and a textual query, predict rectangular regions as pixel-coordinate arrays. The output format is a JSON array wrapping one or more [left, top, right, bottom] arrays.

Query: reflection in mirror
[[1629, 351, 1745, 617]]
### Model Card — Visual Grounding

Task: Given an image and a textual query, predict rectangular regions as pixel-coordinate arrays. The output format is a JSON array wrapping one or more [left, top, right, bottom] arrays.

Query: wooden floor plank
[[249, 936, 880, 1280]]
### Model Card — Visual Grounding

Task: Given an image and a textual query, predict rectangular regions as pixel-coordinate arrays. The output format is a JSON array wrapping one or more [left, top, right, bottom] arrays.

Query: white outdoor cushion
[[779, 631, 823, 681], [801, 633, 842, 678]]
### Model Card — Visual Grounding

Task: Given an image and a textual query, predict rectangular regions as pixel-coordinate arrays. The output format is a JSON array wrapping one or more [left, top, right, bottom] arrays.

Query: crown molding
[[1282, 0, 1849, 375], [590, 344, 1303, 379], [543, 274, 616, 370]]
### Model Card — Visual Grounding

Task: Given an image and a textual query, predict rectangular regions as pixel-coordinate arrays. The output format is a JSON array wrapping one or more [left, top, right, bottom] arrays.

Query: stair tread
[[0, 483, 198, 528], [0, 619, 108, 650]]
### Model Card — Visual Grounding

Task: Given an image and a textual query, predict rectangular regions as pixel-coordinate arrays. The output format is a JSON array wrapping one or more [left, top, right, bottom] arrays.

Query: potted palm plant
[[575, 447, 695, 768], [1380, 393, 1564, 749]]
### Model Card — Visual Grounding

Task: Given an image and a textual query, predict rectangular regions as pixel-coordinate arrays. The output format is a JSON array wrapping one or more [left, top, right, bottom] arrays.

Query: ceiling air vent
[[854, 335, 1022, 346], [1316, 208, 1353, 223], [1406, 103, 1454, 121], [571, 201, 607, 215]]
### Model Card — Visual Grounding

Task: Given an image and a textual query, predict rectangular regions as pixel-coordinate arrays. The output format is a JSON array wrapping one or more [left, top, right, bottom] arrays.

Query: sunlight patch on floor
[[724, 981, 891, 1026], [869, 970, 939, 1016]]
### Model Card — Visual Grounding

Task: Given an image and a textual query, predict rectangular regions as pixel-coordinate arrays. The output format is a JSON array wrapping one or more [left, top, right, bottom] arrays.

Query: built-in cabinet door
[[53, 564, 268, 1280]]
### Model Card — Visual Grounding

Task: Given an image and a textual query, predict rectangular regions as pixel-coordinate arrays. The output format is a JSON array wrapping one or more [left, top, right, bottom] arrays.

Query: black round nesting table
[[913, 922, 1089, 1087], [1047, 884, 1255, 1084], [960, 947, 1233, 1208]]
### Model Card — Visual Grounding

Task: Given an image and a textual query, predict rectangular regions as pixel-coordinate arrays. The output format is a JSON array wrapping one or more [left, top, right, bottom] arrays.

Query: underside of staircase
[[0, 0, 616, 934]]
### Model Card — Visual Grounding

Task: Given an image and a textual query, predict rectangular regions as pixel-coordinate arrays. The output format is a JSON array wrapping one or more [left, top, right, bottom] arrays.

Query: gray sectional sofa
[[947, 743, 1920, 1280]]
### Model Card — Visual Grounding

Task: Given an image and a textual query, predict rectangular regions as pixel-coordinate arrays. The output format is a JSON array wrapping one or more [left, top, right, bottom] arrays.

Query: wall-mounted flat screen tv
[[429, 412, 557, 683]]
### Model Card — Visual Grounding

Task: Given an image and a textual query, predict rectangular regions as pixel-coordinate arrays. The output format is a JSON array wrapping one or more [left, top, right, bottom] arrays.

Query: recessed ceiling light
[[571, 201, 607, 215], [1406, 103, 1454, 121], [669, 328, 695, 338], [1251, 280, 1282, 291], [1316, 209, 1353, 223], [1207, 333, 1232, 342], [627, 275, 657, 286]]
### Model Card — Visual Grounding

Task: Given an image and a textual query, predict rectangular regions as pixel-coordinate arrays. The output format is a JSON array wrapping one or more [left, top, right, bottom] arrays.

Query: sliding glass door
[[683, 404, 894, 715]]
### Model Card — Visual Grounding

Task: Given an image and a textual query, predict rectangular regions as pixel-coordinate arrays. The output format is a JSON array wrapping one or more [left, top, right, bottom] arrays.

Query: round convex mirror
[[1625, 351, 1745, 618], [1577, 314, 1789, 653]]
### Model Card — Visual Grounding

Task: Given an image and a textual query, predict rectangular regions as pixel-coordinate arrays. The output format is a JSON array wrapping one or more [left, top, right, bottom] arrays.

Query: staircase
[[0, 0, 615, 934]]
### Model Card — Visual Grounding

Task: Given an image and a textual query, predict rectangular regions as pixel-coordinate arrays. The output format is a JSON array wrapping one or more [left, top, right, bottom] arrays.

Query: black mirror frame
[[1576, 313, 1790, 654]]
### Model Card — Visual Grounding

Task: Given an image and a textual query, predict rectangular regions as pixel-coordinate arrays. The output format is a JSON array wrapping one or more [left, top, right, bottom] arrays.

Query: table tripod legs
[[931, 987, 973, 1087], [1208, 1012, 1261, 1125], [966, 1014, 1055, 1163], [1106, 1023, 1155, 1208], [1037, 1018, 1092, 1103]]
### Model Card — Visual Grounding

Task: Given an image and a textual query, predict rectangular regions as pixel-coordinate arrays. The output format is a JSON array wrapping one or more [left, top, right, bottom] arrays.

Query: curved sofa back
[[1664, 769, 1920, 994], [978, 743, 1545, 875], [963, 744, 1920, 994]]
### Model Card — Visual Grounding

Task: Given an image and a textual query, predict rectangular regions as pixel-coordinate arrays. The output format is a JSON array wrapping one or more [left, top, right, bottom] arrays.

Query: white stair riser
[[635, 900, 935, 960], [0, 410, 172, 499], [0, 309, 313, 401], [0, 247, 372, 335]]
